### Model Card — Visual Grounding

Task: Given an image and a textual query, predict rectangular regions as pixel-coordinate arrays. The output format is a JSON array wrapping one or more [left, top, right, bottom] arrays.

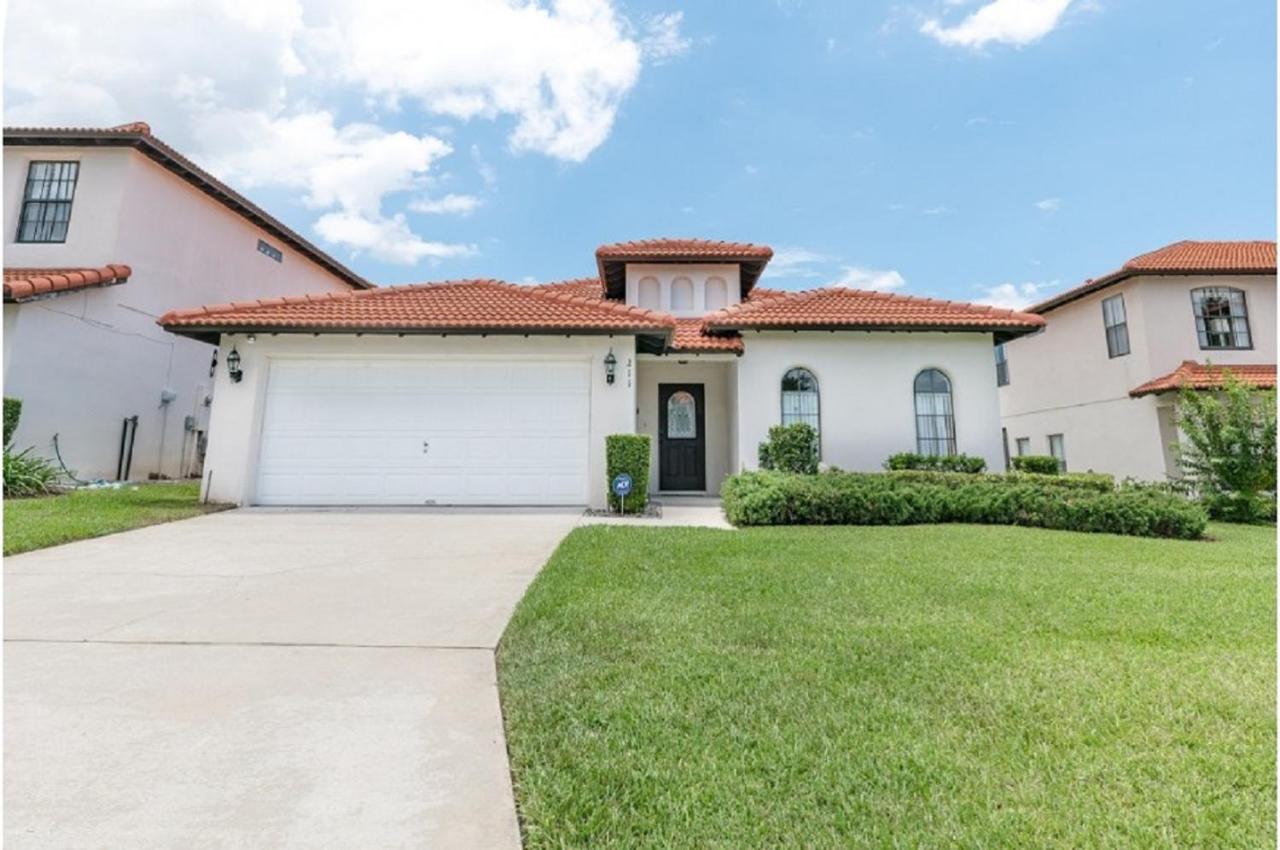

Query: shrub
[[606, 434, 650, 512], [889, 469, 1115, 493], [3, 446, 62, 497], [721, 470, 1206, 539], [3, 397, 21, 446], [1176, 371, 1276, 524], [1012, 455, 1061, 475], [758, 423, 819, 474], [885, 452, 987, 474]]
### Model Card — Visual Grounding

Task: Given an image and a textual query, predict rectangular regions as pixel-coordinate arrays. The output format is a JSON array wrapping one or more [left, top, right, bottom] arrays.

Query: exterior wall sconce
[[226, 346, 243, 383], [604, 348, 617, 385]]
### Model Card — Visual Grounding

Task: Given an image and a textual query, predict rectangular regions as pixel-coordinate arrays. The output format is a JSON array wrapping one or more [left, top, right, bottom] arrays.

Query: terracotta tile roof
[[1130, 361, 1277, 398], [4, 264, 131, 302], [1031, 240, 1277, 314], [534, 277, 605, 300], [159, 279, 675, 344], [670, 319, 743, 353], [595, 238, 774, 298], [704, 286, 1045, 337], [4, 122, 370, 290]]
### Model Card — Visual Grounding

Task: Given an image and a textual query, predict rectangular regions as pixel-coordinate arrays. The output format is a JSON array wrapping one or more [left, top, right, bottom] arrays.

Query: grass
[[4, 482, 228, 555], [498, 523, 1276, 849]]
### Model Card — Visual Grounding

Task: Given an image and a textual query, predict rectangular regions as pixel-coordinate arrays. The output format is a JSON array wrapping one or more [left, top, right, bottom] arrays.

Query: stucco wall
[[998, 273, 1276, 480], [635, 357, 734, 494], [201, 333, 635, 508], [735, 332, 1005, 473], [3, 145, 356, 480], [624, 263, 741, 316]]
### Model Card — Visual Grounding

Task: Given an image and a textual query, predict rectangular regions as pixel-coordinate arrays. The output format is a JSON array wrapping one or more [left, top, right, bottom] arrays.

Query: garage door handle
[[422, 440, 430, 454]]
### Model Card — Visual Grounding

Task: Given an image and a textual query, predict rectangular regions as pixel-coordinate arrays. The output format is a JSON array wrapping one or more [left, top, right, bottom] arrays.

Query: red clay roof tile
[[670, 319, 743, 353], [1129, 361, 1276, 398], [1030, 240, 1277, 314], [4, 264, 132, 302], [595, 238, 774, 298], [704, 286, 1045, 334]]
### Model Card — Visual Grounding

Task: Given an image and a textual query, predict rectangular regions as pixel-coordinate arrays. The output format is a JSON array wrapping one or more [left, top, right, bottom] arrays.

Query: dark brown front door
[[659, 383, 705, 491]]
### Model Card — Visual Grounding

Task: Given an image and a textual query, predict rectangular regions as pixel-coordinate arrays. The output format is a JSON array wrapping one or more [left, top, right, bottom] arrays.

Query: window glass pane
[[780, 369, 820, 433], [1193, 287, 1250, 349], [667, 391, 696, 439], [914, 369, 956, 456], [17, 160, 79, 243]]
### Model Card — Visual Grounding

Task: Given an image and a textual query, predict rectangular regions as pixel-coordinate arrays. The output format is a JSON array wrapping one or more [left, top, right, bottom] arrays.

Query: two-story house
[[160, 238, 1045, 508], [3, 122, 369, 481], [998, 240, 1277, 480]]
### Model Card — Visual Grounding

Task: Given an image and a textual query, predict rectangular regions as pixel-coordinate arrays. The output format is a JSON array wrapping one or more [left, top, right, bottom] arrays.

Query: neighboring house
[[998, 240, 1277, 480], [161, 238, 1044, 508], [3, 122, 369, 481]]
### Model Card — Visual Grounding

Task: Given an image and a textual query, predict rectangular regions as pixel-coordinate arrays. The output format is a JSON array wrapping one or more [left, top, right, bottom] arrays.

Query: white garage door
[[255, 359, 590, 505]]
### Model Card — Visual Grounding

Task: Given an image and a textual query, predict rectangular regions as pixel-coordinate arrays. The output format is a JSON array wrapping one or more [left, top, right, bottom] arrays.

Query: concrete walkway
[[5, 508, 580, 850], [578, 495, 732, 530]]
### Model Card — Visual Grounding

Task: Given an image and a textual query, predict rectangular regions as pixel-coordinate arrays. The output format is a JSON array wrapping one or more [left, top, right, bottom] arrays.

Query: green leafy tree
[[1175, 370, 1276, 521]]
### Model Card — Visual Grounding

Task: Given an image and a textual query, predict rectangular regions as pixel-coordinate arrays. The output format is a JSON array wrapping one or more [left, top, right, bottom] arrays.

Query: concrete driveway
[[5, 508, 580, 849]]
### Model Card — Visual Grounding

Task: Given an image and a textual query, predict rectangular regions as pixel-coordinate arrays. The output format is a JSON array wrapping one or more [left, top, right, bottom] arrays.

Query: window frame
[[780, 367, 821, 448], [1101, 293, 1130, 358], [913, 367, 957, 457], [1015, 437, 1031, 457], [1048, 433, 1067, 472], [15, 160, 81, 244], [1191, 287, 1253, 350], [994, 343, 1010, 386]]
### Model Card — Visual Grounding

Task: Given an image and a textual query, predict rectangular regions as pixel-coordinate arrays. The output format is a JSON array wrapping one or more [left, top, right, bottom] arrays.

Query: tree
[[1175, 369, 1276, 522]]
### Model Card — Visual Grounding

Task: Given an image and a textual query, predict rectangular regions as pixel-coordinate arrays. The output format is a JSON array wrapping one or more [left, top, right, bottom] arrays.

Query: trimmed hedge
[[1012, 455, 1061, 475], [758, 423, 819, 474], [885, 452, 987, 474], [888, 469, 1116, 493], [3, 397, 21, 446], [606, 434, 650, 512], [722, 470, 1207, 539]]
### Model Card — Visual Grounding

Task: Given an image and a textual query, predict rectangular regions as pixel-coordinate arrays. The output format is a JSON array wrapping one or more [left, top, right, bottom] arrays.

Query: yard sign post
[[612, 473, 633, 516]]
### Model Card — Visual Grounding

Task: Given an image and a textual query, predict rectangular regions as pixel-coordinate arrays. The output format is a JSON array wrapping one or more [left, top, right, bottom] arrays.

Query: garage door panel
[[256, 359, 590, 505]]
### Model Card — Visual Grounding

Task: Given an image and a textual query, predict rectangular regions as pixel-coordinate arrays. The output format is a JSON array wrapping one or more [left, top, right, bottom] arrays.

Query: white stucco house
[[3, 122, 369, 481], [161, 238, 1044, 508], [998, 240, 1276, 480]]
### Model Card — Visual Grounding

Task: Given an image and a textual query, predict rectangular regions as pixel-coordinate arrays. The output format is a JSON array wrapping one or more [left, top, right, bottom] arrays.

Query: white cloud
[[315, 211, 476, 265], [921, 0, 1074, 49], [922, 205, 953, 215], [409, 194, 483, 216], [641, 12, 692, 62], [1034, 197, 1062, 211], [4, 0, 686, 265], [834, 266, 907, 291], [972, 280, 1056, 309], [767, 247, 833, 279]]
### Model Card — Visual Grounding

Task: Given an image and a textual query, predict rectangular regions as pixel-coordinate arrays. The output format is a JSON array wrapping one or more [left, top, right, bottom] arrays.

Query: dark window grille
[[1191, 287, 1252, 349], [257, 239, 283, 262], [780, 367, 820, 434], [1101, 294, 1130, 358], [994, 343, 1010, 386], [914, 368, 956, 456], [16, 161, 80, 243]]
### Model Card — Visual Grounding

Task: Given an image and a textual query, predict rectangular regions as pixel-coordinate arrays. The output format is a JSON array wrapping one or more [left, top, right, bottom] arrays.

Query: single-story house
[[161, 239, 1044, 507]]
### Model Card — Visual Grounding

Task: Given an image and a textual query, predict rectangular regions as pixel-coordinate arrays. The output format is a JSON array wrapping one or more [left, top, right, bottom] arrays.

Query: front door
[[658, 383, 706, 491]]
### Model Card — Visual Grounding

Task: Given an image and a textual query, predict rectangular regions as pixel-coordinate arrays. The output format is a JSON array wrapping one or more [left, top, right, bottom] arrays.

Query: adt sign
[[611, 473, 634, 499]]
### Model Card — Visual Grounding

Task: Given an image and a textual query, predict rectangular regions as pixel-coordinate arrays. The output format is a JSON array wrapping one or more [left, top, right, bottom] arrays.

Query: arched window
[[637, 276, 661, 310], [1191, 287, 1252, 349], [667, 391, 697, 438], [914, 369, 955, 456], [671, 277, 694, 310], [781, 368, 819, 433], [705, 276, 728, 310]]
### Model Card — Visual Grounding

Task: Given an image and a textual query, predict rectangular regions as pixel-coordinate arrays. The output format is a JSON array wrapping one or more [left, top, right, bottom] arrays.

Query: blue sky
[[6, 0, 1275, 307]]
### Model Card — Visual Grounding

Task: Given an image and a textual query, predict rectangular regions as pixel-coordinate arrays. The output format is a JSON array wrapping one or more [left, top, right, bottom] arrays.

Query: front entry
[[658, 383, 706, 491]]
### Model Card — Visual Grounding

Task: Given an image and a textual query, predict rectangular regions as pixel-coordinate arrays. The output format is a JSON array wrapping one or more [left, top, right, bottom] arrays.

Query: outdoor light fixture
[[208, 351, 218, 379], [604, 348, 617, 385], [226, 346, 243, 384]]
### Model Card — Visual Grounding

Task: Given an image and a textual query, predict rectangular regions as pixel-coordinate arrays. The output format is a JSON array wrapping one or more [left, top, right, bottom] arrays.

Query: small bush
[[885, 452, 987, 474], [721, 470, 1206, 539], [3, 397, 22, 446], [1201, 492, 1277, 525], [3, 446, 62, 497], [606, 434, 650, 512], [1012, 455, 1061, 475], [758, 423, 819, 474]]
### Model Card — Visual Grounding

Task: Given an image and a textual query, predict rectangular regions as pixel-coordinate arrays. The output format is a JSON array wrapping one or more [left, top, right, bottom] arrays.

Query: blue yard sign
[[611, 472, 634, 514]]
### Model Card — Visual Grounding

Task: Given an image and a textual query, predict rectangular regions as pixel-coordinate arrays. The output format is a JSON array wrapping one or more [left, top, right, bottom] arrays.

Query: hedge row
[[721, 470, 1207, 539], [885, 452, 987, 474], [1012, 455, 1061, 475], [887, 469, 1116, 493]]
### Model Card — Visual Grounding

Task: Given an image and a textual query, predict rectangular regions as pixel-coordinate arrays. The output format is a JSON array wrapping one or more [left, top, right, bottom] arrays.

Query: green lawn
[[498, 523, 1276, 849], [4, 482, 228, 555]]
